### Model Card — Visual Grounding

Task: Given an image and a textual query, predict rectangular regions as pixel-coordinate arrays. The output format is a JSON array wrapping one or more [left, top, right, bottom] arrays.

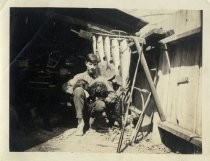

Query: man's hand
[[62, 83, 73, 94], [66, 85, 74, 94], [73, 79, 89, 91]]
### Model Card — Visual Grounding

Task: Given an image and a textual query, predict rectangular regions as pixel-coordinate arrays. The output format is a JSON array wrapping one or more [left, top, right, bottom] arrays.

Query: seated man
[[65, 53, 117, 136]]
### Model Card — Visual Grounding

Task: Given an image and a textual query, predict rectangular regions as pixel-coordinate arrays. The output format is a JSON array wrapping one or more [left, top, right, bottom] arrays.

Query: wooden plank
[[195, 42, 202, 136], [175, 40, 195, 131], [196, 66, 202, 135], [176, 39, 200, 132], [191, 39, 200, 134], [129, 106, 141, 115], [159, 27, 201, 44], [180, 11, 201, 33], [143, 29, 174, 46], [168, 44, 182, 125], [158, 121, 202, 147], [160, 51, 170, 116], [174, 43, 186, 129], [172, 10, 201, 35], [142, 28, 164, 38], [152, 46, 177, 144]]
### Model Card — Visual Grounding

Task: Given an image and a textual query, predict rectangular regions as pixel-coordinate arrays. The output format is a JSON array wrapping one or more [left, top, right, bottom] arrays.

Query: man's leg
[[89, 100, 107, 129], [73, 87, 86, 135]]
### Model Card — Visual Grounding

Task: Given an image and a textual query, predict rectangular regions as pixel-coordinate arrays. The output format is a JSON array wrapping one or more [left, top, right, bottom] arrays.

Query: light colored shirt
[[67, 71, 114, 94]]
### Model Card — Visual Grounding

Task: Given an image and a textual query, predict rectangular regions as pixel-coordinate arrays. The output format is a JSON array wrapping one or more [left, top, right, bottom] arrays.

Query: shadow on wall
[[160, 35, 202, 76]]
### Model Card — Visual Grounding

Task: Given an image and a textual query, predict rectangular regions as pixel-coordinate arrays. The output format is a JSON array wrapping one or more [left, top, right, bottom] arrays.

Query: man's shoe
[[75, 118, 84, 136], [75, 129, 84, 136]]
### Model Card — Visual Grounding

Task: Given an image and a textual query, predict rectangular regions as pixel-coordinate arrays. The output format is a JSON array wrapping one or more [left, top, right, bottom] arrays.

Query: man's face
[[86, 61, 97, 75]]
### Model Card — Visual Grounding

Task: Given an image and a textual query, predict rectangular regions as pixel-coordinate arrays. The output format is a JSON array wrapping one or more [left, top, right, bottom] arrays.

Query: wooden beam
[[141, 28, 165, 38], [162, 44, 171, 73], [50, 12, 114, 34], [129, 106, 141, 115], [130, 92, 152, 144], [159, 27, 201, 44], [158, 121, 202, 147], [133, 37, 166, 122], [138, 29, 174, 43]]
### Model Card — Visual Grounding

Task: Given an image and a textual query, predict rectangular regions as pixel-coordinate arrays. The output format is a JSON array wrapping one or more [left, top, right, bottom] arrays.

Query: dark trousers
[[73, 87, 106, 119]]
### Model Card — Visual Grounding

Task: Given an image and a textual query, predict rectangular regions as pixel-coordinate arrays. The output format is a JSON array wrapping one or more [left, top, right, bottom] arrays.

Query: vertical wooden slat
[[167, 44, 182, 125], [156, 52, 170, 117], [196, 66, 202, 135], [192, 39, 201, 134], [175, 42, 185, 128], [177, 41, 190, 130], [170, 38, 200, 132], [196, 42, 202, 136], [165, 46, 176, 124]]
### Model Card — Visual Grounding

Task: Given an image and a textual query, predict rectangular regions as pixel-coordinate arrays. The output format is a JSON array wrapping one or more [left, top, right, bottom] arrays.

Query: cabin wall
[[156, 10, 202, 136], [137, 10, 201, 37], [157, 37, 202, 135]]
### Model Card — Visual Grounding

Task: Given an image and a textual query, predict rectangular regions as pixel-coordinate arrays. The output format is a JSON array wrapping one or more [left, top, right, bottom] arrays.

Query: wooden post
[[163, 44, 171, 73], [133, 37, 166, 122]]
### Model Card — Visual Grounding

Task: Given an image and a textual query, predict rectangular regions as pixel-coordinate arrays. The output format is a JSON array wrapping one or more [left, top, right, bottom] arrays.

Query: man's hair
[[86, 53, 98, 64]]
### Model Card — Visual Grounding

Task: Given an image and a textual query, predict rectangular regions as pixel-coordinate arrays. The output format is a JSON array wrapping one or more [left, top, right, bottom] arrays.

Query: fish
[[104, 36, 112, 70], [111, 38, 120, 75], [97, 36, 106, 65], [120, 39, 131, 88], [92, 36, 100, 62], [92, 35, 97, 55]]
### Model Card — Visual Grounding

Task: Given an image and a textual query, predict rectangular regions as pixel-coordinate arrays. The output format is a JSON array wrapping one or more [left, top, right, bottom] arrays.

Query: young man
[[65, 53, 116, 136]]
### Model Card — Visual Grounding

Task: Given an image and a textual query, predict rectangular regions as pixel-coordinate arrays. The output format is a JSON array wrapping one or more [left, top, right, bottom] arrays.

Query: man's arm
[[65, 74, 82, 94]]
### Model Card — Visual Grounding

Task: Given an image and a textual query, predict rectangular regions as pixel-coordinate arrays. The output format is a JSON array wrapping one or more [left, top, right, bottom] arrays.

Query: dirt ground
[[25, 127, 172, 153], [10, 108, 200, 153]]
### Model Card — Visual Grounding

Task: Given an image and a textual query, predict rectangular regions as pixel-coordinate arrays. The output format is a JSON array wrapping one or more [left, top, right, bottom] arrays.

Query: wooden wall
[[155, 10, 202, 136], [156, 35, 202, 136], [133, 10, 202, 135], [156, 10, 201, 35], [137, 10, 201, 38]]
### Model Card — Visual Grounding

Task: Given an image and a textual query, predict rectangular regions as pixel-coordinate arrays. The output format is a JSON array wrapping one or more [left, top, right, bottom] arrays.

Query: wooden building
[[132, 10, 202, 148], [9, 8, 202, 152]]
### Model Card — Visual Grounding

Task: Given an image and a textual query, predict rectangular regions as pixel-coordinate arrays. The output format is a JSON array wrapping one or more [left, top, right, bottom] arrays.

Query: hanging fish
[[104, 36, 112, 70], [97, 36, 106, 65], [92, 36, 100, 62], [120, 39, 131, 88], [92, 35, 97, 55], [111, 38, 120, 75]]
